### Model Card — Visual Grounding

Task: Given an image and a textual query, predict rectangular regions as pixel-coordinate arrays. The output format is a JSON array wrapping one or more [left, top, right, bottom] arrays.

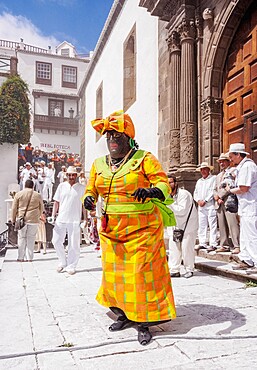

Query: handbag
[[225, 193, 238, 213], [173, 201, 194, 243], [14, 217, 25, 231], [14, 190, 34, 231]]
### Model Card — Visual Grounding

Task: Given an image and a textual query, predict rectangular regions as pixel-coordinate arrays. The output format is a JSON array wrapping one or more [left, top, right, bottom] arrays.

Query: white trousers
[[18, 224, 38, 261], [43, 182, 53, 202], [37, 181, 44, 197], [198, 206, 217, 247], [168, 230, 197, 273], [239, 216, 257, 266], [52, 222, 81, 270]]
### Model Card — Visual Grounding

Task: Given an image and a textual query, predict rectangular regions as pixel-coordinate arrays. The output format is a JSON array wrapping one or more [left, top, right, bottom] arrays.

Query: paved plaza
[[0, 245, 257, 369]]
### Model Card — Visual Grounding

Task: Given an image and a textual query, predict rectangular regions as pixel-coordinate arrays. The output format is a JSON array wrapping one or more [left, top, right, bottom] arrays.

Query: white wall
[[84, 0, 159, 172], [31, 131, 80, 153], [0, 143, 18, 232]]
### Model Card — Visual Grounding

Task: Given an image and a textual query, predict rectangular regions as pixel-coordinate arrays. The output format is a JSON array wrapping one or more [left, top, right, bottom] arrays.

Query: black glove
[[132, 187, 164, 203], [83, 196, 95, 210]]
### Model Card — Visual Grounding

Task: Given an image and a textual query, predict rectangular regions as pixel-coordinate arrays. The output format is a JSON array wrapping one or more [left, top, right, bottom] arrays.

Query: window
[[96, 82, 103, 142], [61, 48, 70, 57], [62, 65, 77, 88], [49, 100, 64, 117], [36, 61, 52, 85], [123, 25, 136, 111]]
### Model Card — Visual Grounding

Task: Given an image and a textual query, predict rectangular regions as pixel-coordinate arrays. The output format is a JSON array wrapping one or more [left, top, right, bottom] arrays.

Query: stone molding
[[178, 18, 196, 40], [201, 97, 223, 118], [167, 30, 181, 53]]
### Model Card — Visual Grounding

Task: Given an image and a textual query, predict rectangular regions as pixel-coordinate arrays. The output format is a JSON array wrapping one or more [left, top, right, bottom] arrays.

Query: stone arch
[[203, 0, 254, 100]]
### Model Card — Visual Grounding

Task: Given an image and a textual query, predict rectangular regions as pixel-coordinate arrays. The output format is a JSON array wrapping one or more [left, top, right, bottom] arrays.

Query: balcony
[[34, 114, 79, 134]]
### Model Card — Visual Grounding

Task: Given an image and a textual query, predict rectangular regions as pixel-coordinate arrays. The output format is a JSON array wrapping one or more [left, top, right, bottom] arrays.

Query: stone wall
[[0, 143, 18, 233]]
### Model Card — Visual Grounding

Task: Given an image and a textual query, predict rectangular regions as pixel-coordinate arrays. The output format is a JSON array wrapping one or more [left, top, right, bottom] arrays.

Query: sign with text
[[40, 143, 71, 150]]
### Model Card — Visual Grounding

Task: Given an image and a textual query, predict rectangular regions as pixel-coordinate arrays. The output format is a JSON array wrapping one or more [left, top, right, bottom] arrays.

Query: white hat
[[217, 153, 230, 162], [228, 143, 249, 155], [66, 166, 77, 174], [25, 162, 31, 166], [40, 160, 45, 165], [196, 162, 214, 171]]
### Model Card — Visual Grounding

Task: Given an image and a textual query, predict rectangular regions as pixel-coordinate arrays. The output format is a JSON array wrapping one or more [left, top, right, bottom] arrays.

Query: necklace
[[109, 148, 133, 172]]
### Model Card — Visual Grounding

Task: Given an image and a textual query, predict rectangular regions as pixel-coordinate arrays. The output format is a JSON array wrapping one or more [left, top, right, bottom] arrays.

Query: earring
[[129, 138, 135, 149]]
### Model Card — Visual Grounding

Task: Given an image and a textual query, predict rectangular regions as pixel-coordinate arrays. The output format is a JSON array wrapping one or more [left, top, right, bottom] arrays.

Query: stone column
[[167, 30, 181, 171], [200, 96, 223, 171], [178, 18, 197, 169]]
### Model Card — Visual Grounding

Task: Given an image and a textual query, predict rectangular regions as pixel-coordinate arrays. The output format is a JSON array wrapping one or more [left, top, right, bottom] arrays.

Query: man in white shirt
[[37, 160, 46, 197], [167, 175, 198, 278], [51, 166, 86, 274], [57, 166, 67, 183], [20, 162, 37, 190], [193, 162, 218, 252], [43, 162, 55, 203], [227, 143, 257, 270]]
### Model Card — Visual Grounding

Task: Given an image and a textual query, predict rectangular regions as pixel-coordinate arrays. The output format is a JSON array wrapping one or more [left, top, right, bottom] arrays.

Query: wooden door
[[223, 1, 257, 162]]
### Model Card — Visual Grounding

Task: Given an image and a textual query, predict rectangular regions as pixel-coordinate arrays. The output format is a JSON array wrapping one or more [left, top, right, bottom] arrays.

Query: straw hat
[[66, 166, 77, 174], [196, 162, 214, 171], [217, 153, 230, 162], [228, 143, 249, 155]]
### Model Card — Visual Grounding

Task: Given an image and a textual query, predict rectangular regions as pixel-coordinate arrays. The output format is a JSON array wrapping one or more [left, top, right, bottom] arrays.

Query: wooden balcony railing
[[34, 114, 79, 133]]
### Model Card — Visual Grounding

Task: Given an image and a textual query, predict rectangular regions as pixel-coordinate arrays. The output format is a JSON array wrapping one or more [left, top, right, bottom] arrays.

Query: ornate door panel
[[223, 1, 257, 161]]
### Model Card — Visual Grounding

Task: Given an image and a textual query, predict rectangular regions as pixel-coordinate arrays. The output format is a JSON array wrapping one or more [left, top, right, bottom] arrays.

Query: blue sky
[[0, 0, 114, 54]]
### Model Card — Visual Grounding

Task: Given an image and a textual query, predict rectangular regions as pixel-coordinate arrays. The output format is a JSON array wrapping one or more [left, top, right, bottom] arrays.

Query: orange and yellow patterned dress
[[84, 150, 176, 322]]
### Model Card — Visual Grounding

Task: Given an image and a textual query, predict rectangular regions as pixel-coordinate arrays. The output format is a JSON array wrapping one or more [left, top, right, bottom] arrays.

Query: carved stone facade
[[139, 0, 255, 191]]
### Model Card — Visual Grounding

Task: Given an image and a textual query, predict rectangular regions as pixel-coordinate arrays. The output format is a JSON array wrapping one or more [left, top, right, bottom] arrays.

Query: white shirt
[[193, 174, 216, 207], [167, 188, 198, 236], [21, 168, 36, 184], [54, 182, 85, 223], [235, 157, 257, 216], [45, 168, 55, 184], [57, 170, 67, 183], [37, 167, 46, 183]]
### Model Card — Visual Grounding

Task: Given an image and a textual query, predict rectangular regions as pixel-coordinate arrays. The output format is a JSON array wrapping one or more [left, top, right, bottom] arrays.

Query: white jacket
[[193, 174, 216, 208], [167, 188, 198, 237]]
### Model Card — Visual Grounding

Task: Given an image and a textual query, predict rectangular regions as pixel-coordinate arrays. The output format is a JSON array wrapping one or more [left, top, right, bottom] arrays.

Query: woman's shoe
[[109, 317, 130, 331], [138, 326, 152, 345]]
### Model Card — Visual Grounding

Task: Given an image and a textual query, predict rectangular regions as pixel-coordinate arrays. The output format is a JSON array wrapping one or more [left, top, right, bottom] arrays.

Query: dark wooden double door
[[223, 1, 257, 163]]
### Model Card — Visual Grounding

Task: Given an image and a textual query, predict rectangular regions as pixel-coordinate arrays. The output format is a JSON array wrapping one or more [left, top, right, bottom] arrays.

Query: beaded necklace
[[109, 148, 133, 172]]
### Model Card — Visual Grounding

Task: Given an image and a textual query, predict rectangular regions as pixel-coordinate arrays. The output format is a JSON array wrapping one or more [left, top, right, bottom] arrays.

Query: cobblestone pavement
[[0, 245, 257, 369]]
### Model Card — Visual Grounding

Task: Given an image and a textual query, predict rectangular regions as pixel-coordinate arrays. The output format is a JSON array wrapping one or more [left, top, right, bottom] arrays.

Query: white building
[[80, 0, 159, 173], [0, 39, 90, 232], [0, 39, 90, 154]]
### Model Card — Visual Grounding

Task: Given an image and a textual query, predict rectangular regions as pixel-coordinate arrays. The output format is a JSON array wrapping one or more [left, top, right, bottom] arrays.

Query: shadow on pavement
[[155, 303, 246, 336]]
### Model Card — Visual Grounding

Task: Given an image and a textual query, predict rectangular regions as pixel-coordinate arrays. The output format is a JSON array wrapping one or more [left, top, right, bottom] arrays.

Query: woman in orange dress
[[83, 110, 176, 345]]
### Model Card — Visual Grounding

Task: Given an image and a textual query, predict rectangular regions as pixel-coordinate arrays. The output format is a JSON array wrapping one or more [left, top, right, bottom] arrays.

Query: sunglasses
[[67, 173, 77, 177], [105, 132, 123, 140]]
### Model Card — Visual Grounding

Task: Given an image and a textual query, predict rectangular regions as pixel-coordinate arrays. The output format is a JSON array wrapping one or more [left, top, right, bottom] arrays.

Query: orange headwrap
[[91, 110, 135, 139]]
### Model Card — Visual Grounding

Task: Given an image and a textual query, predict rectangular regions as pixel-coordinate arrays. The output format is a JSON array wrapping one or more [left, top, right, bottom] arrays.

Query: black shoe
[[170, 272, 180, 277], [138, 326, 152, 345], [109, 317, 130, 331]]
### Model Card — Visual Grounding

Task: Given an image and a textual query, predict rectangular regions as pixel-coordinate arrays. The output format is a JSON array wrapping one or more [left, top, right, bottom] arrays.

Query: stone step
[[197, 248, 233, 263], [195, 252, 257, 283]]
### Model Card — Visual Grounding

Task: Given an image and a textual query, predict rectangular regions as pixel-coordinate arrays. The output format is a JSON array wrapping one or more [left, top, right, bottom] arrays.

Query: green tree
[[0, 74, 30, 144]]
